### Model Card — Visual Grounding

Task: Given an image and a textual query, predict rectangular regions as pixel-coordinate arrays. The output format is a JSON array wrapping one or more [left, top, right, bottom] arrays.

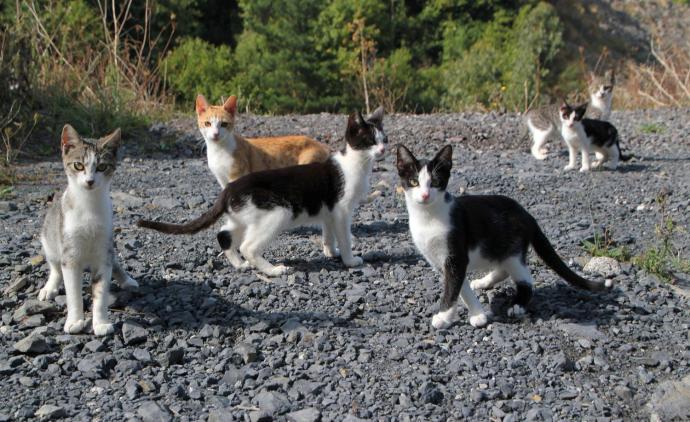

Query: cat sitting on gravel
[[39, 125, 138, 336], [396, 144, 611, 329], [138, 112, 386, 276], [526, 69, 615, 160]]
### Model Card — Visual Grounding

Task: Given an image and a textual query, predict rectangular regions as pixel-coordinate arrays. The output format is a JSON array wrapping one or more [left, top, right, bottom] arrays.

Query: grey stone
[[112, 191, 145, 209], [84, 340, 105, 353], [137, 401, 172, 422], [208, 408, 235, 422], [286, 407, 321, 422], [122, 321, 148, 345], [557, 322, 607, 341], [4, 276, 28, 295], [125, 379, 141, 399], [235, 342, 258, 364], [13, 300, 56, 321], [647, 375, 690, 421], [255, 390, 290, 416], [34, 404, 66, 420], [13, 334, 50, 354], [77, 353, 116, 379], [160, 348, 184, 367], [133, 348, 151, 362], [420, 382, 443, 405], [583, 256, 621, 277]]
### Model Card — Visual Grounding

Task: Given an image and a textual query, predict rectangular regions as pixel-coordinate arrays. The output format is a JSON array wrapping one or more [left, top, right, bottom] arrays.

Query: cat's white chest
[[62, 192, 112, 260], [408, 205, 450, 271], [206, 138, 235, 187]]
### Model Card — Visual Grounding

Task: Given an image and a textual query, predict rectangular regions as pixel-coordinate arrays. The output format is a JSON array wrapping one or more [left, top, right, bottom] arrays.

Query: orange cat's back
[[248, 135, 329, 165]]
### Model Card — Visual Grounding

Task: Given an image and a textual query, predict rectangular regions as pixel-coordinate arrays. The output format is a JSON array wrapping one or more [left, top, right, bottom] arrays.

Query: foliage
[[638, 122, 666, 134], [581, 228, 632, 262]]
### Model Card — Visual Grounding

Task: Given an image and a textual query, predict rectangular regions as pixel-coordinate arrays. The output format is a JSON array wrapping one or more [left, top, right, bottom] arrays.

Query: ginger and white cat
[[139, 112, 386, 276], [39, 125, 137, 336], [196, 94, 330, 187]]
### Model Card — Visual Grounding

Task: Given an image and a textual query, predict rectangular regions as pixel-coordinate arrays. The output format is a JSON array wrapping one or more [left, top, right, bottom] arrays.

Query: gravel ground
[[1, 109, 689, 421]]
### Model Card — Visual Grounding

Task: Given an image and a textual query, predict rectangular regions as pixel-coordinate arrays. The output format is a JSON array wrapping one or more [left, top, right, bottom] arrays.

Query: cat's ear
[[432, 145, 453, 168], [367, 106, 384, 124], [98, 128, 121, 152], [576, 102, 588, 117], [356, 110, 366, 127], [347, 111, 364, 137], [196, 94, 209, 114], [61, 124, 81, 155], [396, 144, 418, 175], [223, 95, 238, 116]]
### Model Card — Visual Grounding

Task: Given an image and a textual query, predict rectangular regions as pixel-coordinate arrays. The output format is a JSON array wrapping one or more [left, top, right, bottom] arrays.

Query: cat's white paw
[[64, 319, 87, 334], [563, 164, 576, 171], [431, 313, 453, 329], [38, 286, 59, 301], [323, 245, 340, 258], [593, 160, 603, 168], [507, 304, 526, 318], [468, 313, 490, 328], [470, 278, 489, 290], [342, 256, 363, 267], [93, 322, 114, 336], [266, 265, 289, 276], [579, 166, 591, 173], [531, 149, 548, 160], [120, 276, 139, 290]]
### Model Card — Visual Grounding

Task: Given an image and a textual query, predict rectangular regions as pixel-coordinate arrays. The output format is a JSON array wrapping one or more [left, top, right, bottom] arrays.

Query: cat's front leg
[[92, 264, 114, 336], [432, 257, 468, 329], [579, 144, 592, 172], [563, 140, 578, 171], [38, 261, 62, 301], [62, 264, 87, 334], [333, 212, 362, 267]]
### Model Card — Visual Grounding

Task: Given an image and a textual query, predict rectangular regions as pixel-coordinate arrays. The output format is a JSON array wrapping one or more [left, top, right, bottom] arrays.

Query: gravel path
[[1, 109, 689, 421]]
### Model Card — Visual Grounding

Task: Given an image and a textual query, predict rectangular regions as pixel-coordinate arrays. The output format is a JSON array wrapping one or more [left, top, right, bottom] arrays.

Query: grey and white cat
[[526, 69, 615, 160], [137, 112, 386, 276], [396, 145, 610, 329], [39, 125, 138, 336]]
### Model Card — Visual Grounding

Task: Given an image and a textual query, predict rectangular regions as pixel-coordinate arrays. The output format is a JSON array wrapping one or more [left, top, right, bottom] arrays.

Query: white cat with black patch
[[396, 145, 611, 329], [137, 112, 386, 276]]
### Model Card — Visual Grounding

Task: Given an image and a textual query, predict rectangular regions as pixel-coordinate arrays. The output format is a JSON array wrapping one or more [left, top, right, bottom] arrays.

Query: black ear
[[367, 106, 384, 124], [396, 144, 418, 175], [356, 110, 366, 127], [347, 112, 359, 137], [576, 102, 588, 118], [432, 145, 453, 168]]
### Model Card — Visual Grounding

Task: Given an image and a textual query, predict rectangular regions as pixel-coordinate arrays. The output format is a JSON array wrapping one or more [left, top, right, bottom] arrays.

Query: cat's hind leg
[[38, 260, 62, 301], [593, 150, 606, 168], [92, 265, 114, 336], [322, 218, 339, 258], [470, 269, 508, 291], [528, 121, 552, 160], [112, 258, 138, 290], [333, 210, 362, 267], [607, 145, 619, 170], [238, 214, 289, 276], [218, 223, 248, 269], [504, 257, 534, 318]]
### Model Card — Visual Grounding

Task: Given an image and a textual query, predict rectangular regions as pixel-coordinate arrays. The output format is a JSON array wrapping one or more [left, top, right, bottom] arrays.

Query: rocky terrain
[[1, 109, 689, 421]]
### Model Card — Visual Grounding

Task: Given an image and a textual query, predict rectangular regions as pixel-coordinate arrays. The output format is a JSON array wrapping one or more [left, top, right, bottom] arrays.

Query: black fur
[[396, 145, 609, 313], [560, 101, 588, 121], [138, 112, 376, 236], [217, 231, 232, 250], [582, 118, 633, 161]]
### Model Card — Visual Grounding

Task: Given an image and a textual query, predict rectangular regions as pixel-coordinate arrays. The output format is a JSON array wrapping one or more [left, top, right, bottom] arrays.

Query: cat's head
[[396, 144, 452, 206], [196, 94, 237, 143], [559, 101, 588, 128], [589, 69, 615, 101], [345, 109, 387, 160], [61, 124, 120, 191]]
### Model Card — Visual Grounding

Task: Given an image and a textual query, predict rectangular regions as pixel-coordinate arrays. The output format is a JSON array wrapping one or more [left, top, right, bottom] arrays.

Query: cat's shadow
[[117, 275, 354, 334], [484, 281, 622, 325]]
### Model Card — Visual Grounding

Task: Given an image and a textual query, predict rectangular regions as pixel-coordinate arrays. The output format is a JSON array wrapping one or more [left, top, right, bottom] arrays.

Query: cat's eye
[[220, 122, 229, 128], [408, 178, 419, 187], [73, 162, 84, 171], [204, 121, 211, 127], [430, 180, 440, 187], [96, 163, 109, 172]]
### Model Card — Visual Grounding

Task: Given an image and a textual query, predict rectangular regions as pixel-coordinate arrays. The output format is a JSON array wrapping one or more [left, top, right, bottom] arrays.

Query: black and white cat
[[138, 112, 386, 276], [396, 144, 611, 329]]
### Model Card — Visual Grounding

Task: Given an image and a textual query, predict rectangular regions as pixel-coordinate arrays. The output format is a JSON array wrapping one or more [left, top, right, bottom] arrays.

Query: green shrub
[[164, 37, 235, 106]]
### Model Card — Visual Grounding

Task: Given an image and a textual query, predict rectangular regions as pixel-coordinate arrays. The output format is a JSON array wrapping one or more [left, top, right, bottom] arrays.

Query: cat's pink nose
[[421, 192, 429, 201]]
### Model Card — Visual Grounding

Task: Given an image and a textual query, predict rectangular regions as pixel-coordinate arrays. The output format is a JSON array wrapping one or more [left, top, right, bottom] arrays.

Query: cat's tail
[[137, 186, 230, 235], [616, 135, 634, 161], [531, 224, 612, 291]]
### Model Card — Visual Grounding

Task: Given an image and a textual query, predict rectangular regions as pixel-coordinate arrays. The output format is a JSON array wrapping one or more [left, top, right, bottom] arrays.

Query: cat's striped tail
[[531, 223, 612, 291], [137, 185, 231, 235]]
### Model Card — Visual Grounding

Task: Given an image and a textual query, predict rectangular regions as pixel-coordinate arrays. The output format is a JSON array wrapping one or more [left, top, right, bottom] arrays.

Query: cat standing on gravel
[[39, 125, 138, 336], [138, 112, 386, 276], [396, 144, 611, 329], [526, 69, 615, 160]]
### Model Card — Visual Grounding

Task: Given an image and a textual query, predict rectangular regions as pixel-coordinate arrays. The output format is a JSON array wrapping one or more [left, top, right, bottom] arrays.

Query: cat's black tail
[[137, 185, 231, 235], [616, 135, 633, 161], [531, 224, 611, 291]]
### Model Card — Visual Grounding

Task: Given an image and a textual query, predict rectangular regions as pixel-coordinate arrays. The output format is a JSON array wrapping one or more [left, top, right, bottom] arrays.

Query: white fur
[[200, 117, 237, 187], [560, 112, 592, 172], [528, 120, 553, 160], [590, 89, 612, 121], [220, 142, 382, 275]]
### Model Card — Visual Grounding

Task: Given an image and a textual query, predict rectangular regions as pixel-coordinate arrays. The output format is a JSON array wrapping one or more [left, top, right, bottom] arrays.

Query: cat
[[526, 70, 615, 160], [587, 69, 615, 121], [581, 117, 632, 170], [138, 111, 386, 276], [396, 144, 611, 329], [39, 125, 138, 336]]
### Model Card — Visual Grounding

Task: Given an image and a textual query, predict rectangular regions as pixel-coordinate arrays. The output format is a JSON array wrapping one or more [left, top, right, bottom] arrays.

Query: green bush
[[164, 37, 235, 106]]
